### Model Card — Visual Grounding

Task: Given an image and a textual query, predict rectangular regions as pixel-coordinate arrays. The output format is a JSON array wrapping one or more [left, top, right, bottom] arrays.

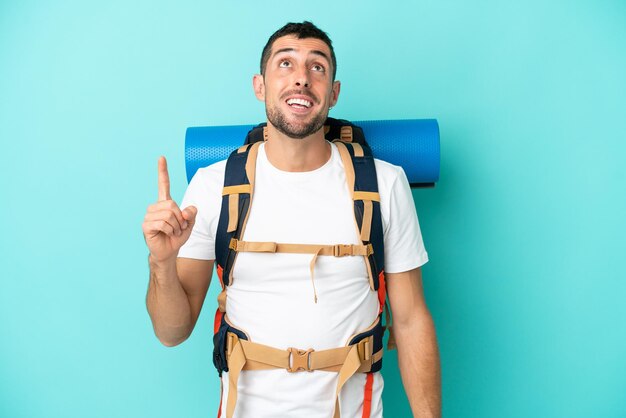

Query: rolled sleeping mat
[[185, 119, 440, 187]]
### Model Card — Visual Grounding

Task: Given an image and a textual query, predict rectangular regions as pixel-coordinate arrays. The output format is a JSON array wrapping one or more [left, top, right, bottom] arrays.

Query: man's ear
[[330, 80, 341, 108], [253, 74, 265, 101]]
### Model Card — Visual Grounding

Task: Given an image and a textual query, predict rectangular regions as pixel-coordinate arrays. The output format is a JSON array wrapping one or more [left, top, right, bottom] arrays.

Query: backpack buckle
[[287, 347, 314, 372], [333, 244, 353, 257], [357, 337, 372, 362]]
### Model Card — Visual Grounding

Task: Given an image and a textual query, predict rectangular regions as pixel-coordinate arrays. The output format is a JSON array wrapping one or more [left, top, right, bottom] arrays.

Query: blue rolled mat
[[185, 119, 440, 187]]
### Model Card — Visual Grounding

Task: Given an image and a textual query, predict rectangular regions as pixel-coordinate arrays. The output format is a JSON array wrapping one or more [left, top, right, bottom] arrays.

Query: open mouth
[[286, 98, 313, 109]]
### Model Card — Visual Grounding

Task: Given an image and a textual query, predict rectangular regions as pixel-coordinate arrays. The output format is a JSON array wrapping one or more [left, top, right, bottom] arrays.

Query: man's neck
[[264, 123, 331, 172]]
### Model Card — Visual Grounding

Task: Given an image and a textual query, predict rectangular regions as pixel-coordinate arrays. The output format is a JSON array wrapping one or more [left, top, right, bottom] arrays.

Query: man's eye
[[279, 61, 291, 68], [312, 64, 325, 72]]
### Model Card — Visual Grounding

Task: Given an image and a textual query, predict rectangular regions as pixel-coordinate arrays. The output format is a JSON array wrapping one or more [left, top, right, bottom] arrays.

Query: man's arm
[[143, 156, 213, 346], [146, 257, 213, 346], [387, 267, 441, 417]]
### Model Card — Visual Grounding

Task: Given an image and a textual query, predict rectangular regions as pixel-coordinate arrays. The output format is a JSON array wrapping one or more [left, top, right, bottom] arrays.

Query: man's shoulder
[[373, 158, 405, 189], [370, 157, 413, 215], [373, 157, 403, 176], [185, 159, 228, 199], [189, 159, 228, 183]]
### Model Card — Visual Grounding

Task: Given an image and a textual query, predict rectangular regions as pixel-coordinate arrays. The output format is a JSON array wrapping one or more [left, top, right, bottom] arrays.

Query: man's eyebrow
[[310, 49, 331, 63], [272, 48, 331, 63], [273, 47, 296, 57]]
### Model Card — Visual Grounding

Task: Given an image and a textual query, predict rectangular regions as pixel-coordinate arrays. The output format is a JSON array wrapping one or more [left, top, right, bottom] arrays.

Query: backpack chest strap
[[229, 238, 374, 303], [229, 238, 373, 257]]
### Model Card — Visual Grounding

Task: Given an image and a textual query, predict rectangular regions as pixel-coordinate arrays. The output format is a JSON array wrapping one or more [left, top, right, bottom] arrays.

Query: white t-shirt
[[179, 142, 428, 418]]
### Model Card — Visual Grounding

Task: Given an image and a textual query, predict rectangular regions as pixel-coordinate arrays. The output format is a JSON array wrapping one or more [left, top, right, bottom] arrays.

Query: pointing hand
[[142, 156, 197, 262]]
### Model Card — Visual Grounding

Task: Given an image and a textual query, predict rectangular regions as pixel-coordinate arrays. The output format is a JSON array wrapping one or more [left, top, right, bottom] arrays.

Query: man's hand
[[144, 156, 212, 346], [142, 156, 197, 262]]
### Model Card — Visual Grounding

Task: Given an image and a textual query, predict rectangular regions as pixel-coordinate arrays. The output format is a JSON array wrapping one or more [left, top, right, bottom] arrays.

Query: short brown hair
[[260, 21, 337, 80]]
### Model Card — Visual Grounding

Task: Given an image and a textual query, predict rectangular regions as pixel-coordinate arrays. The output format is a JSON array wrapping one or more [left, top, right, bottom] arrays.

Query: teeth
[[287, 98, 312, 108]]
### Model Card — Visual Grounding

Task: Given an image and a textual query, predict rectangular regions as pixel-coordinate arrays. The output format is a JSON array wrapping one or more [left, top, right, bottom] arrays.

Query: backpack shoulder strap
[[215, 142, 261, 287], [334, 133, 391, 349], [244, 124, 268, 144], [333, 138, 384, 293]]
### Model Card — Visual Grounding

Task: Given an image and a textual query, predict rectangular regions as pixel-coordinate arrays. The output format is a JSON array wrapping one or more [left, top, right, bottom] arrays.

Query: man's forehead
[[270, 35, 332, 60]]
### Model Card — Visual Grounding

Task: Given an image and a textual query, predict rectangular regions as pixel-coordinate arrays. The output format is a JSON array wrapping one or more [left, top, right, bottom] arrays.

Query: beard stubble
[[265, 95, 328, 139]]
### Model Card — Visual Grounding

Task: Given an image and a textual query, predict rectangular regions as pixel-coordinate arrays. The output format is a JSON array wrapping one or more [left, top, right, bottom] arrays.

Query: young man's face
[[254, 35, 340, 139]]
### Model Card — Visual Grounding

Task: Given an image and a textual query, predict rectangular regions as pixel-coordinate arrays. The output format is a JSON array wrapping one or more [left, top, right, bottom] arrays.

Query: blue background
[[1, 1, 625, 417]]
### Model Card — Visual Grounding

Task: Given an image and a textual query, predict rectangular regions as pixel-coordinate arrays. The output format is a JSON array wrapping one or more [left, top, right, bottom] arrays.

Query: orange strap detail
[[377, 271, 396, 350], [377, 270, 386, 313], [213, 308, 224, 335], [216, 264, 224, 286], [361, 372, 374, 418]]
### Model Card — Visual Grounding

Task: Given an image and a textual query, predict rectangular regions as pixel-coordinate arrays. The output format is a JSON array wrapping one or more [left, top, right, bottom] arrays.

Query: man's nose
[[294, 68, 309, 88]]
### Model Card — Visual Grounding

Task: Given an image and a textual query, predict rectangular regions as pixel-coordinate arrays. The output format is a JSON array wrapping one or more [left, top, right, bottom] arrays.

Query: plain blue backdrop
[[1, 1, 625, 417]]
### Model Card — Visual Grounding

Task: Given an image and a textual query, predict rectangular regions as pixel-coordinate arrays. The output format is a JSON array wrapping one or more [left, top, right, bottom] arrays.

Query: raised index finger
[[157, 156, 171, 201]]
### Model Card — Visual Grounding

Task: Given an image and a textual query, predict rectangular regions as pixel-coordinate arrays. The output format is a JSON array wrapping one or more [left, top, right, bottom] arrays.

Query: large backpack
[[211, 118, 392, 418]]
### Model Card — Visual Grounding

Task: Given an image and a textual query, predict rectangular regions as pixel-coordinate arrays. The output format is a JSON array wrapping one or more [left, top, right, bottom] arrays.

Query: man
[[143, 21, 440, 418]]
